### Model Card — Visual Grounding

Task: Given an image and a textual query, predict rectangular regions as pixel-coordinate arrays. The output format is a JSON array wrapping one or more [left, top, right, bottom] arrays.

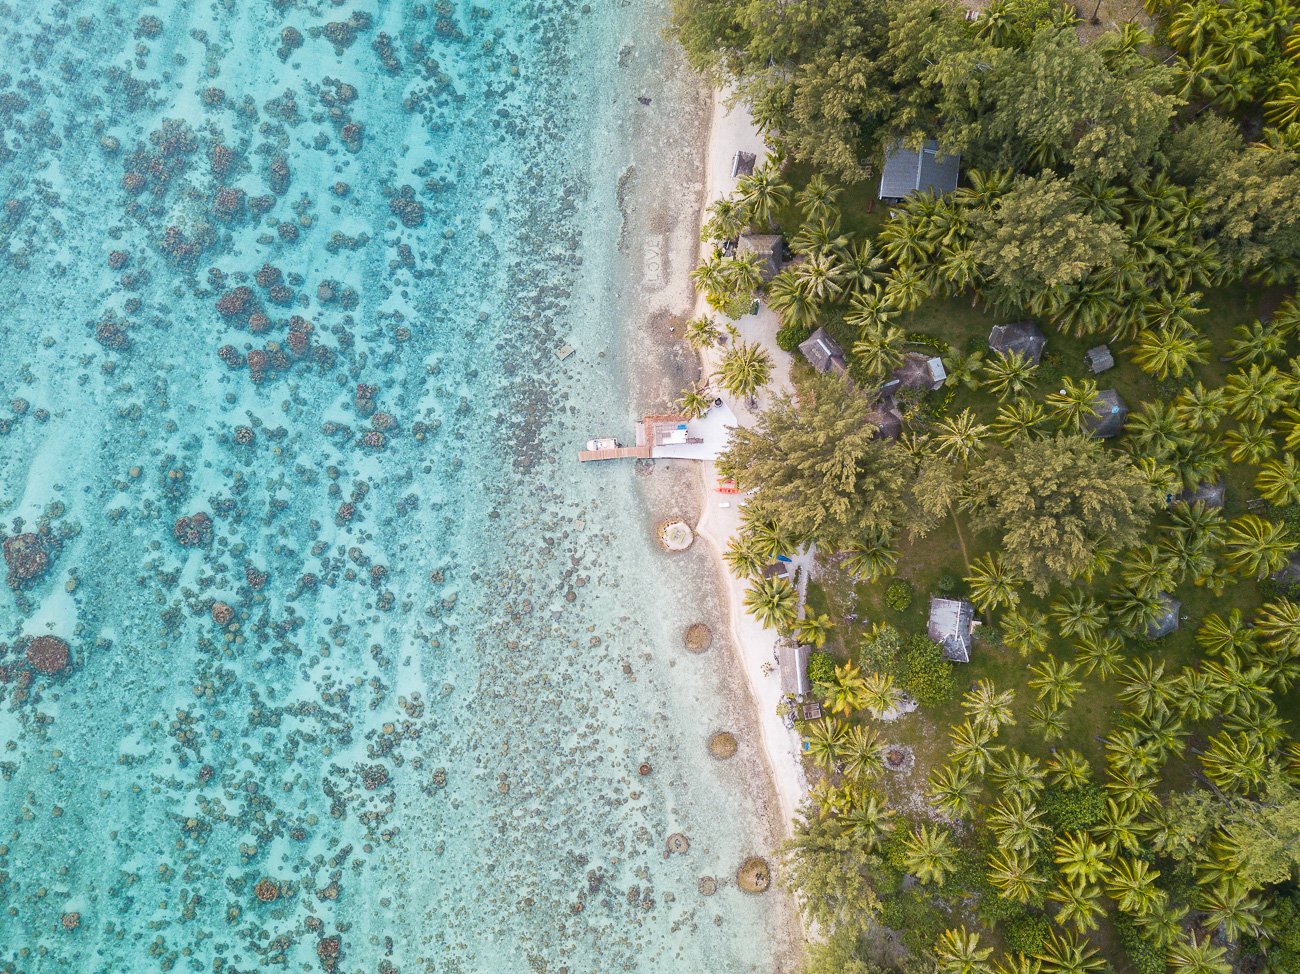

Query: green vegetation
[[673, 0, 1300, 969]]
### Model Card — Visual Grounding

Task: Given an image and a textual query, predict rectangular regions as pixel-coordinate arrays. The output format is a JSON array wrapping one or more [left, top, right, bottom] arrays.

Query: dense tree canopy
[[961, 435, 1158, 592]]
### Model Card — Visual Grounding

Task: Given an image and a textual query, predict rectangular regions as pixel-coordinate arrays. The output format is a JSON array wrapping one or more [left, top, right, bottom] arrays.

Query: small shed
[[1086, 345, 1115, 374], [1178, 480, 1225, 509], [737, 233, 783, 282], [1272, 553, 1300, 588], [1145, 593, 1181, 639], [731, 151, 757, 178], [988, 321, 1046, 365], [1085, 389, 1128, 438], [762, 561, 792, 582], [928, 598, 975, 663], [879, 140, 961, 203], [778, 642, 812, 697], [799, 327, 847, 374], [892, 352, 947, 391]]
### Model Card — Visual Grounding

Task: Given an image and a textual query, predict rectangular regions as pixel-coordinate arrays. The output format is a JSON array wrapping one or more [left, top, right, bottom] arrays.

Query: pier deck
[[578, 444, 653, 462]]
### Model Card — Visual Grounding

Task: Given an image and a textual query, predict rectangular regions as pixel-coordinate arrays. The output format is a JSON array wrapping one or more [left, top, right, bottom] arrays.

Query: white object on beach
[[719, 501, 731, 508]]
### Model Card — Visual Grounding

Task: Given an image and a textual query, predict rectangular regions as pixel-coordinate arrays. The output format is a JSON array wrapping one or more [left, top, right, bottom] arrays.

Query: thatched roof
[[737, 233, 783, 282], [1178, 480, 1225, 509], [892, 352, 947, 391], [778, 641, 811, 697], [988, 321, 1046, 364], [799, 327, 846, 374], [1085, 345, 1115, 374], [1085, 389, 1128, 438], [1145, 593, 1181, 639]]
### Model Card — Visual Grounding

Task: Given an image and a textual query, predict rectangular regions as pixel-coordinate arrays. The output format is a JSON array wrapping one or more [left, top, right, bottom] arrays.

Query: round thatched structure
[[683, 623, 712, 653], [708, 731, 738, 760], [736, 856, 771, 894], [656, 518, 694, 552]]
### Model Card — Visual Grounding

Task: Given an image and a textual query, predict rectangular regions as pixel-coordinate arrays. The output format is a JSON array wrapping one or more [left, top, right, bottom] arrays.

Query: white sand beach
[[688, 92, 810, 829]]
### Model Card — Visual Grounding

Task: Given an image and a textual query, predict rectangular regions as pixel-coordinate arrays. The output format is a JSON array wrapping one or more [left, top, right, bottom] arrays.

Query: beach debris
[[708, 731, 738, 760], [656, 518, 694, 551], [683, 623, 713, 653], [736, 856, 771, 894], [637, 96, 651, 105], [25, 636, 70, 675]]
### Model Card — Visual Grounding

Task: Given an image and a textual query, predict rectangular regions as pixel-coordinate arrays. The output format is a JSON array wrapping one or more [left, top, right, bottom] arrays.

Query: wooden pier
[[578, 413, 689, 463], [578, 444, 652, 462]]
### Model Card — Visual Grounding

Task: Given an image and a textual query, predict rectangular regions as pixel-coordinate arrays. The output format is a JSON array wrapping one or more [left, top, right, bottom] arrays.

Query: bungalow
[[867, 400, 904, 439], [1146, 593, 1181, 639], [731, 150, 757, 178], [879, 140, 961, 204], [778, 641, 812, 698], [988, 320, 1046, 365], [1085, 389, 1128, 439], [799, 327, 847, 374], [737, 233, 783, 282], [1177, 480, 1225, 509], [928, 597, 975, 663], [892, 352, 947, 391]]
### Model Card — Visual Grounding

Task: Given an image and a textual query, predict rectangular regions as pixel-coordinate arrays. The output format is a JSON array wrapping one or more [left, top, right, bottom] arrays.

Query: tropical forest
[[669, 0, 1300, 971]]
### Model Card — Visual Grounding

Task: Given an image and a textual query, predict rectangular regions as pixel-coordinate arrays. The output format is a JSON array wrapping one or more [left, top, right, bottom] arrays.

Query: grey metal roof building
[[988, 321, 1047, 364], [778, 641, 812, 697], [1085, 389, 1128, 438], [1146, 593, 1181, 639], [879, 140, 961, 203], [928, 597, 975, 663]]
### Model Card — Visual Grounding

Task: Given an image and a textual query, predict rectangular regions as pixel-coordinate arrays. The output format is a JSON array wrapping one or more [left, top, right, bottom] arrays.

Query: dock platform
[[578, 444, 652, 462]]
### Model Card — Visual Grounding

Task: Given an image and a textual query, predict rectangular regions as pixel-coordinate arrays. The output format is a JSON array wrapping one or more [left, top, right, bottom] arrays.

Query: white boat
[[586, 437, 619, 451]]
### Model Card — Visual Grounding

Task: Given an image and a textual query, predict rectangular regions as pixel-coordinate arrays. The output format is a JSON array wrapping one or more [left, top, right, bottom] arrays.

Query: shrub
[[1115, 917, 1166, 974], [776, 323, 809, 353], [1040, 782, 1107, 831], [1004, 913, 1051, 956], [807, 650, 837, 688], [859, 622, 903, 676], [884, 579, 913, 611], [937, 572, 959, 595], [901, 635, 957, 704]]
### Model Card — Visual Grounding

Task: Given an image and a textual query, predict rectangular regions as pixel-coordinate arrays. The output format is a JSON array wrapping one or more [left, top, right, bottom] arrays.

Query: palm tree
[[743, 575, 798, 632], [841, 723, 883, 782], [683, 314, 721, 350], [789, 214, 849, 257], [803, 717, 849, 773], [794, 173, 842, 224], [862, 670, 900, 717], [1054, 832, 1109, 887], [795, 612, 835, 649], [841, 791, 895, 850], [1199, 730, 1269, 794], [844, 282, 899, 332], [1108, 584, 1166, 635], [929, 763, 981, 819], [825, 660, 868, 716], [691, 252, 732, 310], [715, 342, 772, 401], [943, 348, 986, 391], [1255, 453, 1300, 506], [902, 823, 958, 886], [992, 398, 1047, 441], [1223, 363, 1296, 424], [1195, 608, 1255, 656], [1051, 592, 1106, 640], [983, 349, 1038, 401], [1027, 656, 1083, 711], [700, 196, 750, 244], [1028, 701, 1069, 742], [851, 321, 907, 379], [1034, 928, 1106, 974], [723, 533, 767, 580], [1228, 319, 1287, 364], [1003, 608, 1051, 656], [841, 239, 884, 297], [961, 679, 1016, 730], [1255, 598, 1300, 656], [1176, 381, 1228, 431], [792, 251, 846, 302], [935, 927, 994, 974], [766, 271, 821, 330], [1223, 421, 1276, 464], [841, 532, 899, 581], [933, 409, 990, 464], [949, 719, 1004, 774], [1222, 513, 1297, 578], [986, 794, 1049, 852], [884, 266, 932, 311], [1046, 377, 1101, 432], [1129, 323, 1210, 379], [964, 553, 1023, 613], [1195, 881, 1266, 942], [1106, 857, 1161, 915], [1048, 880, 1105, 933], [1073, 632, 1124, 678], [736, 163, 790, 227], [1166, 933, 1231, 974], [676, 387, 712, 420], [991, 750, 1046, 800], [986, 847, 1045, 904], [1046, 749, 1093, 790], [1120, 544, 1179, 597]]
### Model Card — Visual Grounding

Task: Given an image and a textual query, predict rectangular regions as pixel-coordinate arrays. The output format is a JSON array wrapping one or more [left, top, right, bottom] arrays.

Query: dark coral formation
[[4, 532, 50, 588], [173, 513, 213, 548], [25, 636, 70, 674]]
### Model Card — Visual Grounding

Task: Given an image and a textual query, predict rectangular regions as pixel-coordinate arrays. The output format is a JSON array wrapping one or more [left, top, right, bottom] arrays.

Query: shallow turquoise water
[[0, 2, 784, 971]]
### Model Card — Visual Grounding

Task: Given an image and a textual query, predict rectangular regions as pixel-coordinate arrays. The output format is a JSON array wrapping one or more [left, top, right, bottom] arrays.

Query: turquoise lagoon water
[[0, 2, 788, 971]]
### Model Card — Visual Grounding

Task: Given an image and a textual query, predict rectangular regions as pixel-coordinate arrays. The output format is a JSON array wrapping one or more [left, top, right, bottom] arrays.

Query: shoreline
[[687, 92, 808, 830]]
